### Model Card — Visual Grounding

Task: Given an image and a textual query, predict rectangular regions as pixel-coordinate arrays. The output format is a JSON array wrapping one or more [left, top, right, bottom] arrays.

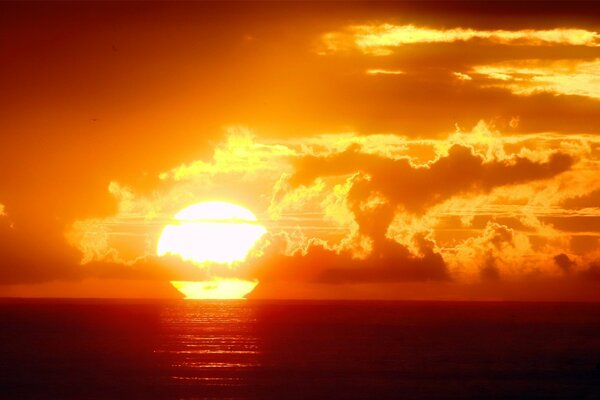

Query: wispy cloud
[[472, 59, 600, 99], [320, 24, 600, 55], [452, 72, 473, 81], [366, 69, 404, 76]]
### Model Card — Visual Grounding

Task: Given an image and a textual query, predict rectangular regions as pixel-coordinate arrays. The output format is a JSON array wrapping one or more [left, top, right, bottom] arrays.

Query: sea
[[0, 299, 599, 399]]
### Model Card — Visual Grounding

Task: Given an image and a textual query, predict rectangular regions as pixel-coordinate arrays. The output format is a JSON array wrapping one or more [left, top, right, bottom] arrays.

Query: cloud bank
[[65, 121, 600, 293]]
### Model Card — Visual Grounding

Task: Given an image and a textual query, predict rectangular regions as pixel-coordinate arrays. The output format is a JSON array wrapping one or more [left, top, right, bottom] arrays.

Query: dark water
[[0, 300, 599, 399]]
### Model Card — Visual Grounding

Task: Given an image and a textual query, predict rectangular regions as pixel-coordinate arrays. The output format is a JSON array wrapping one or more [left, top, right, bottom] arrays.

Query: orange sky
[[1, 2, 600, 300]]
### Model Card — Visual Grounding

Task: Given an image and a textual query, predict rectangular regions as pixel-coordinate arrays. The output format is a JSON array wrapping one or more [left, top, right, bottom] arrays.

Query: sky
[[1, 1, 600, 300]]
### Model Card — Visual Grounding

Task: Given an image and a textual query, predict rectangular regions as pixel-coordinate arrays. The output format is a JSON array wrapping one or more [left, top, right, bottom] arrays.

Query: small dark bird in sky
[[90, 118, 97, 122], [112, 44, 118, 52]]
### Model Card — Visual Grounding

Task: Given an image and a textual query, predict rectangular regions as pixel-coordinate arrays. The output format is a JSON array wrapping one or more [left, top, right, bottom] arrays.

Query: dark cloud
[[292, 144, 573, 215], [0, 222, 81, 284], [579, 261, 600, 281], [83, 255, 213, 282], [553, 253, 575, 273], [246, 234, 449, 285], [480, 255, 501, 281], [265, 145, 574, 286], [550, 257, 600, 281], [542, 217, 600, 233], [562, 189, 600, 209]]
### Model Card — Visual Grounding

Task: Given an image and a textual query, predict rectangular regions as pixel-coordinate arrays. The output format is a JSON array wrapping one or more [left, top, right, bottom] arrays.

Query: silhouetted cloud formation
[[554, 253, 575, 273], [480, 256, 501, 281], [562, 189, 600, 209], [579, 261, 600, 281], [245, 144, 574, 285], [291, 144, 573, 215], [247, 234, 449, 284]]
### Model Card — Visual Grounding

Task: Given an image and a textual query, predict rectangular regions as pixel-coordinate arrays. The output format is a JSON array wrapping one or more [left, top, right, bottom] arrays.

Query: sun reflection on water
[[157, 301, 261, 387]]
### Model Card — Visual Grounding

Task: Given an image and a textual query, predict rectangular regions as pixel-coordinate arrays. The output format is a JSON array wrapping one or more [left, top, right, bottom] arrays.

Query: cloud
[[580, 261, 600, 280], [244, 233, 449, 284], [65, 123, 600, 290], [278, 134, 574, 282], [319, 24, 600, 55], [562, 188, 600, 209], [480, 256, 501, 281], [159, 128, 295, 181], [289, 143, 573, 215], [68, 129, 296, 268], [450, 221, 538, 281], [5, 5, 600, 298], [366, 69, 404, 76], [472, 59, 600, 99], [554, 253, 575, 273], [0, 225, 83, 284], [453, 72, 473, 81], [549, 250, 600, 281]]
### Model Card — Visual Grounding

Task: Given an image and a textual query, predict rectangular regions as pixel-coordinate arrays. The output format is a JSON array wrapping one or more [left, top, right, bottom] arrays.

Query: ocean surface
[[0, 300, 599, 399]]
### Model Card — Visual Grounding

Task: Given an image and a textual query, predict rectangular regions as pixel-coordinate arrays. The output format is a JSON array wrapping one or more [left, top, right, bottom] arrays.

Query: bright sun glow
[[157, 201, 266, 299], [157, 201, 266, 264]]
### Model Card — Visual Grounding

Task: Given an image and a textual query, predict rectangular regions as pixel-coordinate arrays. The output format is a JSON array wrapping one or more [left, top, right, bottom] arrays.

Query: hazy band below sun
[[156, 201, 266, 299]]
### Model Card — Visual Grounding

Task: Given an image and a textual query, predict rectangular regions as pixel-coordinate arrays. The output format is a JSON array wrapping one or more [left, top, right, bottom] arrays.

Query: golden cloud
[[366, 69, 404, 75], [453, 72, 473, 81], [160, 128, 296, 182], [319, 24, 600, 55], [472, 59, 600, 99]]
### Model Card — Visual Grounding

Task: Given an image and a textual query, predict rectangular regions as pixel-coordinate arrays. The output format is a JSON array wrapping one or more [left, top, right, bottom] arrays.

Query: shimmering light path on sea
[[157, 301, 261, 388]]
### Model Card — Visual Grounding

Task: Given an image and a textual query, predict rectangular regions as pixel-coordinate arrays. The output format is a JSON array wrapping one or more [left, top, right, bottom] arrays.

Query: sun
[[158, 201, 266, 264], [170, 279, 259, 300], [157, 201, 266, 299]]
